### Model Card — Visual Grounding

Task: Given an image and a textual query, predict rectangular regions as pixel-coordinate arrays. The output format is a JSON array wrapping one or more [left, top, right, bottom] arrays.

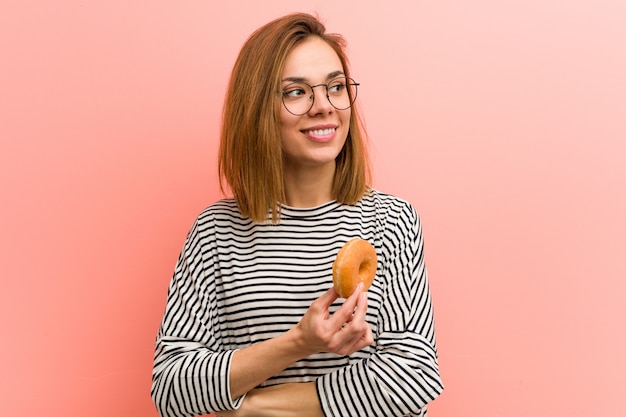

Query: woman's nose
[[307, 86, 334, 115]]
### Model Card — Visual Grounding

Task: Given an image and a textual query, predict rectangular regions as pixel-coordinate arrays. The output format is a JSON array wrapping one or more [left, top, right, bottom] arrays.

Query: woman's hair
[[218, 12, 371, 223]]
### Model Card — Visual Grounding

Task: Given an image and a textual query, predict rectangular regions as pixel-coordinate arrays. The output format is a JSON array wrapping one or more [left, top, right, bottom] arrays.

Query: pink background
[[1, 1, 625, 416]]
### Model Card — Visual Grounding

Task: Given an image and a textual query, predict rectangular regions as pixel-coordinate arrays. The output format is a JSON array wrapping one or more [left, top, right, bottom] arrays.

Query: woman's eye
[[284, 86, 307, 98], [329, 83, 346, 94]]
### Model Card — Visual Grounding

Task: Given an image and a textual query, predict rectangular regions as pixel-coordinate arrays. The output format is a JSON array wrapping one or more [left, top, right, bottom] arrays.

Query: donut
[[332, 238, 377, 298]]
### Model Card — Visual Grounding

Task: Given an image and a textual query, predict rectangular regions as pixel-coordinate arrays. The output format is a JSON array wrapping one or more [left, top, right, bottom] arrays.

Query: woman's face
[[279, 37, 351, 173]]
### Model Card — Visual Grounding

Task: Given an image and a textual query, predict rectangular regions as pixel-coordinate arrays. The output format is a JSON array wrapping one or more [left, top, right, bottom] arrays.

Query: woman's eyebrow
[[282, 71, 345, 83], [326, 70, 345, 80]]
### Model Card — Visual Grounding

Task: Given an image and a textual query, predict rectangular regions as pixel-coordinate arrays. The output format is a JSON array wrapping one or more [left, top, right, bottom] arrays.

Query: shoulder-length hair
[[218, 13, 371, 223]]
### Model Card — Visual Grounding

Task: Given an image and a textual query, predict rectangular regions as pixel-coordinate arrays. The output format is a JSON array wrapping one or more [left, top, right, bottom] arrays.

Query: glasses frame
[[280, 76, 360, 116]]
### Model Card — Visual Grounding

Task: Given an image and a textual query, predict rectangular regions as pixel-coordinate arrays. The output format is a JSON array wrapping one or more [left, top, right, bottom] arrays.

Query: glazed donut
[[332, 238, 377, 298]]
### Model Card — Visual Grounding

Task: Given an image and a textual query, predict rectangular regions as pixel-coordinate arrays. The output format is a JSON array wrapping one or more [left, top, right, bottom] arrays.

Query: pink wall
[[1, 1, 624, 416]]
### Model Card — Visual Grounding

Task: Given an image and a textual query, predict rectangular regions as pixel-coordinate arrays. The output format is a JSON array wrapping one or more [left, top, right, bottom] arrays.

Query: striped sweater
[[152, 189, 443, 417]]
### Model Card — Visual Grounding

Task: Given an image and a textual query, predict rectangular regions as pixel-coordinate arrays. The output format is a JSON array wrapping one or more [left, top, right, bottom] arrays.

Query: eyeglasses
[[281, 76, 359, 116]]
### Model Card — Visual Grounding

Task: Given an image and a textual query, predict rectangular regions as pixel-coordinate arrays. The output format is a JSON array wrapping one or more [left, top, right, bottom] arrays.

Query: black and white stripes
[[152, 190, 443, 417]]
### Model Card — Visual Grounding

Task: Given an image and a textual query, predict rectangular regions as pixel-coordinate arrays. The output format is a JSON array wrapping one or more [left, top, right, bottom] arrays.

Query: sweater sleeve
[[151, 217, 243, 417], [316, 205, 444, 417]]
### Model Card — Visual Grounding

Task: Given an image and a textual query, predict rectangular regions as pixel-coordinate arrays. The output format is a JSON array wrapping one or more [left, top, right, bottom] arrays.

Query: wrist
[[285, 323, 316, 357]]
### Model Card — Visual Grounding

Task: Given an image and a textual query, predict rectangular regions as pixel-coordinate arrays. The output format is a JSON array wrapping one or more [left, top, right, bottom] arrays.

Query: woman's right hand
[[227, 284, 373, 401], [292, 283, 373, 357]]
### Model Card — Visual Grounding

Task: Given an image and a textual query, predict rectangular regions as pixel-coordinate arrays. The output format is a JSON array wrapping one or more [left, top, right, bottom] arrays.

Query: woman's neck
[[283, 163, 335, 208]]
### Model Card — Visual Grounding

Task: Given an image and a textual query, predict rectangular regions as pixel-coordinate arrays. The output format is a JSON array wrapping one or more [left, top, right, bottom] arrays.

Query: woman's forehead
[[281, 38, 344, 82]]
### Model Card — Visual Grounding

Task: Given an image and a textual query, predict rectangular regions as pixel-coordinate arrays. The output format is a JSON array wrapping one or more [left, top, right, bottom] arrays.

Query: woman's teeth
[[307, 128, 335, 136]]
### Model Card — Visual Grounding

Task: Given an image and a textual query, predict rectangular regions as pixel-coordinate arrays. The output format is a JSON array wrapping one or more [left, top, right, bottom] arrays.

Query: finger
[[350, 323, 374, 352], [352, 291, 369, 322], [344, 290, 367, 324], [312, 287, 339, 313], [335, 292, 372, 353], [334, 319, 373, 355], [329, 283, 363, 327]]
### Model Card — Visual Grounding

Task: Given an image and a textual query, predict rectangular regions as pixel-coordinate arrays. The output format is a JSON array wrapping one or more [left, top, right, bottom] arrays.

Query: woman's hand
[[293, 283, 373, 356], [227, 285, 373, 402]]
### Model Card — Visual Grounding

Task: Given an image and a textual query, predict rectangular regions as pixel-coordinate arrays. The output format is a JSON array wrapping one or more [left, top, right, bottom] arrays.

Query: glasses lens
[[327, 77, 358, 110], [282, 83, 313, 116]]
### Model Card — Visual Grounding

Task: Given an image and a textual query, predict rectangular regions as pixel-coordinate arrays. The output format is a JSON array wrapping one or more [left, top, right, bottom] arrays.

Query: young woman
[[152, 13, 443, 417]]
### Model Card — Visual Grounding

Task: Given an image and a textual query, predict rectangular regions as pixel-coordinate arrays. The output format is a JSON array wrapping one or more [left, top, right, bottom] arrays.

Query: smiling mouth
[[303, 127, 336, 136]]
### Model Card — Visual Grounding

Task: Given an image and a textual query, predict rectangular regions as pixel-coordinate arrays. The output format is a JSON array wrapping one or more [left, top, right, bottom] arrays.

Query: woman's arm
[[217, 382, 323, 417], [153, 285, 371, 417], [229, 285, 372, 399], [153, 228, 372, 417], [315, 205, 444, 417]]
